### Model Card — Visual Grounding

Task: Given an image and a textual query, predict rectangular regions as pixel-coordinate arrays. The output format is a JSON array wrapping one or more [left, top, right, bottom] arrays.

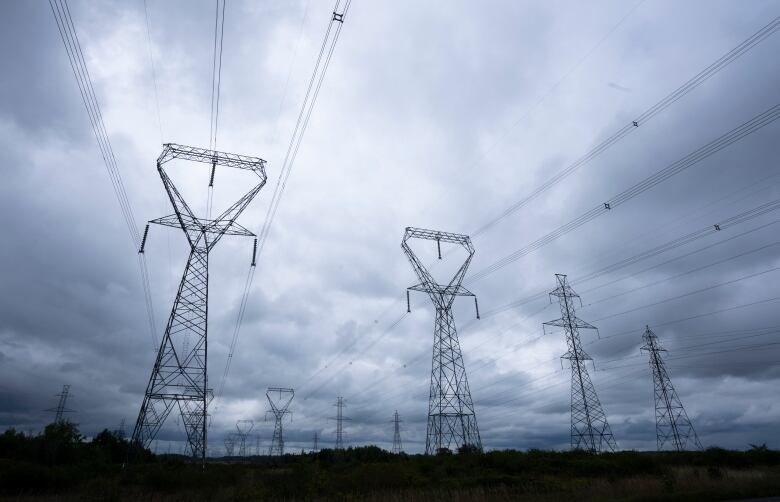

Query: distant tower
[[403, 227, 482, 454], [312, 431, 319, 453], [236, 420, 254, 457], [130, 144, 267, 466], [641, 326, 703, 451], [391, 410, 403, 454], [265, 387, 294, 456], [544, 274, 617, 453], [331, 397, 351, 450], [46, 385, 73, 423], [223, 434, 236, 456]]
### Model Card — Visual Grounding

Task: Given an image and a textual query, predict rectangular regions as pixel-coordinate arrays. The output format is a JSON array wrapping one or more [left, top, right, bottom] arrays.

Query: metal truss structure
[[46, 385, 73, 423], [331, 397, 350, 450], [223, 433, 236, 456], [391, 410, 403, 454], [236, 420, 254, 457], [265, 387, 294, 456], [641, 326, 703, 451], [403, 227, 482, 454], [544, 274, 617, 453], [130, 144, 267, 465]]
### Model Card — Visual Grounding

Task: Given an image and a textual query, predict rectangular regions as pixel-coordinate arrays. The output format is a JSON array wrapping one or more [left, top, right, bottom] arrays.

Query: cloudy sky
[[1, 0, 779, 455]]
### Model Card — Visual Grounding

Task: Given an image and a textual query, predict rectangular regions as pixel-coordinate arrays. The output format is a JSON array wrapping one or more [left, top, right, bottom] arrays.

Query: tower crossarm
[[158, 143, 267, 178], [543, 316, 597, 330], [402, 227, 476, 310], [408, 283, 475, 297]]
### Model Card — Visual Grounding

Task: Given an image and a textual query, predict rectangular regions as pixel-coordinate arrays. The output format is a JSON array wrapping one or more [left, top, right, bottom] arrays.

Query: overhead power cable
[[49, 0, 158, 350], [471, 16, 780, 238], [468, 103, 780, 282], [213, 0, 352, 414], [292, 16, 780, 399]]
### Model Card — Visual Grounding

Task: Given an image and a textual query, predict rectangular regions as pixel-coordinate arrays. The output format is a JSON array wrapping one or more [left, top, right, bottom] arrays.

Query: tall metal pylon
[[544, 274, 617, 453], [265, 387, 294, 456], [402, 227, 482, 454], [312, 431, 319, 453], [130, 144, 267, 466], [115, 419, 126, 439], [391, 410, 403, 454], [223, 433, 236, 456], [331, 397, 351, 450], [641, 326, 703, 451], [236, 420, 254, 457], [46, 385, 73, 423]]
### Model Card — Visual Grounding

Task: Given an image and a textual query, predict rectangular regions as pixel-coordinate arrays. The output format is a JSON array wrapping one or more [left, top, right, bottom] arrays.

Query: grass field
[[1, 424, 779, 500]]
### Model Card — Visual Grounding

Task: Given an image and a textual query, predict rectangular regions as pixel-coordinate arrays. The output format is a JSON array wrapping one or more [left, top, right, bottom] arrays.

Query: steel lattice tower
[[265, 387, 294, 456], [391, 410, 403, 454], [130, 144, 267, 465], [544, 274, 617, 453], [47, 385, 73, 423], [223, 433, 236, 456], [312, 431, 319, 453], [641, 326, 703, 451], [331, 397, 350, 450], [403, 227, 482, 454], [236, 420, 254, 457]]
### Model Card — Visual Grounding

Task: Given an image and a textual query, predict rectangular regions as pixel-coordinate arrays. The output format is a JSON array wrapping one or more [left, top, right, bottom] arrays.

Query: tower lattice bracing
[[265, 387, 294, 456], [403, 227, 482, 454], [544, 274, 617, 453], [391, 410, 403, 454], [332, 397, 350, 450], [130, 144, 267, 465], [47, 385, 73, 423], [223, 433, 236, 456], [236, 420, 254, 457], [641, 326, 703, 451]]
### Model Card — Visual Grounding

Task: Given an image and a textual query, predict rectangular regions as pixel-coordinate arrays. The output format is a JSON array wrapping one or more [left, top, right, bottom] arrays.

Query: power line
[[469, 103, 780, 282], [471, 16, 780, 238], [48, 0, 158, 351], [142, 0, 164, 144], [212, 0, 352, 419], [289, 16, 780, 400]]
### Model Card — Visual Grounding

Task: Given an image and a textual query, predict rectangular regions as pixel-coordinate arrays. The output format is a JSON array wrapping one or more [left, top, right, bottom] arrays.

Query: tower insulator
[[139, 224, 150, 253]]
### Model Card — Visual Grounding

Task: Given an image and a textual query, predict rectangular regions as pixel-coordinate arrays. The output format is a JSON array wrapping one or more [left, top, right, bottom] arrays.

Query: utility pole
[[403, 227, 482, 454], [265, 387, 294, 456], [236, 420, 254, 457], [641, 326, 703, 451], [391, 410, 403, 454], [331, 397, 351, 450], [130, 144, 267, 467], [46, 385, 73, 423], [544, 274, 617, 453]]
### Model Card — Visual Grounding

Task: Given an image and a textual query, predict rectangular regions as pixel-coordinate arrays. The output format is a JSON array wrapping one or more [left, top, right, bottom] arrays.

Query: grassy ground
[[1, 446, 780, 501]]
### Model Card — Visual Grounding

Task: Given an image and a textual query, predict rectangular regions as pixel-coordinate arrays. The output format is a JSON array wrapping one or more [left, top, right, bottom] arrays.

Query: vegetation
[[1, 423, 779, 500]]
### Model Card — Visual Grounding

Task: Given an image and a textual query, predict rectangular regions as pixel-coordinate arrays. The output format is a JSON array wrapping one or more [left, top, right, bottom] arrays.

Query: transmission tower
[[236, 420, 254, 457], [544, 274, 617, 453], [641, 326, 703, 451], [391, 410, 403, 454], [331, 397, 351, 450], [130, 144, 267, 466], [46, 385, 73, 423], [312, 431, 319, 453], [265, 387, 294, 456], [403, 227, 482, 454], [223, 433, 236, 456]]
